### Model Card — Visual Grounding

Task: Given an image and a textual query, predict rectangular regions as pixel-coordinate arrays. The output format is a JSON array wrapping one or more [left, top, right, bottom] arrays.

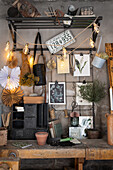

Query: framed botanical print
[[49, 82, 66, 105], [79, 116, 93, 129], [73, 54, 90, 76]]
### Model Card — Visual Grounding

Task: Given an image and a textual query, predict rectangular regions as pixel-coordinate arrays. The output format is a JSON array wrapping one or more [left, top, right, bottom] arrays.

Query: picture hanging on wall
[[57, 55, 70, 74], [76, 83, 92, 105], [49, 82, 66, 105], [79, 116, 93, 137], [73, 54, 90, 76], [79, 116, 93, 129]]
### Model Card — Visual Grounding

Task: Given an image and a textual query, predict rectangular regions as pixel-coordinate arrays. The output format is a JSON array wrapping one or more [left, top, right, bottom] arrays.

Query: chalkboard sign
[[46, 30, 75, 54], [49, 82, 66, 105]]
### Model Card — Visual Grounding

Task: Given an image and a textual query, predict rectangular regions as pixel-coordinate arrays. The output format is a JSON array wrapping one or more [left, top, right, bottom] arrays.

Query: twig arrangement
[[1, 112, 11, 128]]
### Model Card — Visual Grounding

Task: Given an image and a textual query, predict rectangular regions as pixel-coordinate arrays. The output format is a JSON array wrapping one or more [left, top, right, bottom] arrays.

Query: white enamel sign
[[46, 30, 75, 54]]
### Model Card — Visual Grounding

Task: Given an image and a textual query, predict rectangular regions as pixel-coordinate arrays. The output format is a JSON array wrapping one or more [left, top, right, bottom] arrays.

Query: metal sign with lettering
[[45, 30, 75, 54]]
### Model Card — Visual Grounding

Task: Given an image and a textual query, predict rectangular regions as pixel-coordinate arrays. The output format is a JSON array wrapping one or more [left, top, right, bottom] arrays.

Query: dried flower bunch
[[19, 72, 34, 86], [19, 72, 39, 86], [96, 52, 109, 60]]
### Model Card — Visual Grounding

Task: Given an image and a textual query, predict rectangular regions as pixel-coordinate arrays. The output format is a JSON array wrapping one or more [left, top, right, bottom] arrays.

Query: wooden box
[[23, 96, 44, 104], [0, 127, 7, 146]]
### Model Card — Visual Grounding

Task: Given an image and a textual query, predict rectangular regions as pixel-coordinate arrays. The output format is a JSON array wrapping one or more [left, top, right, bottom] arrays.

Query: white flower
[[0, 66, 20, 89]]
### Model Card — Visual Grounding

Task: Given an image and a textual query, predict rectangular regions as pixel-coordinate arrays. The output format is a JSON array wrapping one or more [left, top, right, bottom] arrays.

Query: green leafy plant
[[79, 80, 106, 130], [79, 80, 106, 103]]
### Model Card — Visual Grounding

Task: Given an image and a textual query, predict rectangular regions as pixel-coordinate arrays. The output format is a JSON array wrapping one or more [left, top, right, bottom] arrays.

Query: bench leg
[[75, 158, 78, 170], [78, 158, 84, 170]]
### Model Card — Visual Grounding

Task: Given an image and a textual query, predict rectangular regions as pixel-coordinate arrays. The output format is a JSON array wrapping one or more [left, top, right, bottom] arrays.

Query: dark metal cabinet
[[10, 103, 48, 139]]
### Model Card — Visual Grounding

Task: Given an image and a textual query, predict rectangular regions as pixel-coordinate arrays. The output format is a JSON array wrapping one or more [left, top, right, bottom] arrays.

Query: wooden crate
[[0, 127, 7, 146], [23, 96, 44, 104]]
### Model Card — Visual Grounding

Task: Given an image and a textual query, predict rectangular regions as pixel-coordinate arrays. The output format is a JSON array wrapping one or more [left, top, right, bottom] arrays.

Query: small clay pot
[[35, 132, 48, 146], [87, 129, 100, 139]]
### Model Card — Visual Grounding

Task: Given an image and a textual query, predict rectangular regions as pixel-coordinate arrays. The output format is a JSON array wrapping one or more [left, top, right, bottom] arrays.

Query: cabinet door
[[24, 104, 37, 117], [12, 129, 24, 139], [24, 118, 36, 128], [24, 129, 36, 139]]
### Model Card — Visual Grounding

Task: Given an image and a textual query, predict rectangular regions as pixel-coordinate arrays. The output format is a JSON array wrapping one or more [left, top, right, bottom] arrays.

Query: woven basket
[[0, 127, 7, 146]]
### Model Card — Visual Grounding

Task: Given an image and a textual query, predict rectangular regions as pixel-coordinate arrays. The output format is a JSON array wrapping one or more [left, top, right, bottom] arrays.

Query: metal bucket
[[92, 56, 106, 69]]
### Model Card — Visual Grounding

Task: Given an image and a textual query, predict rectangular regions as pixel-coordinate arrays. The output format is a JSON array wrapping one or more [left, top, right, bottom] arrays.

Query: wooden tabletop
[[1, 138, 113, 160], [0, 140, 85, 159], [81, 138, 113, 160]]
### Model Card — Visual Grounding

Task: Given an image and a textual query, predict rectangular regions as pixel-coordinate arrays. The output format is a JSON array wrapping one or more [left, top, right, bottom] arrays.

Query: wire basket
[[0, 127, 7, 146]]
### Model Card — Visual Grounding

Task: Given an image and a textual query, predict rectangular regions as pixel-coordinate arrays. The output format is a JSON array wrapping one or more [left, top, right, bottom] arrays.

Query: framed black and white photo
[[49, 82, 66, 105]]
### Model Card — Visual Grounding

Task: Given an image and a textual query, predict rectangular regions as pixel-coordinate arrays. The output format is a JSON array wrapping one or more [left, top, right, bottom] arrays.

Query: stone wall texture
[[0, 0, 113, 169]]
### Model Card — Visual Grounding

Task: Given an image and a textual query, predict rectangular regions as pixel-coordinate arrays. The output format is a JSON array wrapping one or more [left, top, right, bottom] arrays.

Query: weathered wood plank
[[0, 149, 85, 159], [86, 148, 113, 160], [0, 157, 20, 170], [78, 158, 84, 170]]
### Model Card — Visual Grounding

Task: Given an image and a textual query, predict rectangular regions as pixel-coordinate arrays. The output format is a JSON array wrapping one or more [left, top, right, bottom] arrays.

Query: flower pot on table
[[35, 132, 48, 145]]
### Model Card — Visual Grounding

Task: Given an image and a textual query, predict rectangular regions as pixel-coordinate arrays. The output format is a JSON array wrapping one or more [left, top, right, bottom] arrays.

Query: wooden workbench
[[0, 138, 113, 170], [82, 138, 113, 160], [0, 140, 85, 170]]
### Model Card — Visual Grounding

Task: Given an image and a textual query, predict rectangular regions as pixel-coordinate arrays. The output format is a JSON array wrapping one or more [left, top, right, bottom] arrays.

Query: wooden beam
[[0, 149, 85, 159], [86, 148, 113, 160]]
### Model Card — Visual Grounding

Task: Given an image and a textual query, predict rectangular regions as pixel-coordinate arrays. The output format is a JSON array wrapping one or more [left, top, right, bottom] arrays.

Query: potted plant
[[92, 52, 109, 69], [79, 80, 106, 138]]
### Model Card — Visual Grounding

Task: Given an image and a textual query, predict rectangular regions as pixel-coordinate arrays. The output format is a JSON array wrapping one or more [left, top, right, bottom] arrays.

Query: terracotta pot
[[87, 129, 100, 139], [105, 113, 113, 145], [35, 132, 48, 145]]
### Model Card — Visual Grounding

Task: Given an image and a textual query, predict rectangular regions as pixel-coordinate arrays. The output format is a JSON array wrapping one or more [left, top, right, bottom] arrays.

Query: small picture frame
[[73, 54, 90, 77], [57, 55, 70, 74], [49, 82, 66, 105], [79, 116, 93, 129], [79, 116, 93, 137]]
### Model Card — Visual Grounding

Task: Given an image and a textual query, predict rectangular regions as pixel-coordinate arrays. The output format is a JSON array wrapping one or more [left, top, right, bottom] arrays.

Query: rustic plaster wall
[[0, 1, 112, 169], [0, 0, 111, 134]]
